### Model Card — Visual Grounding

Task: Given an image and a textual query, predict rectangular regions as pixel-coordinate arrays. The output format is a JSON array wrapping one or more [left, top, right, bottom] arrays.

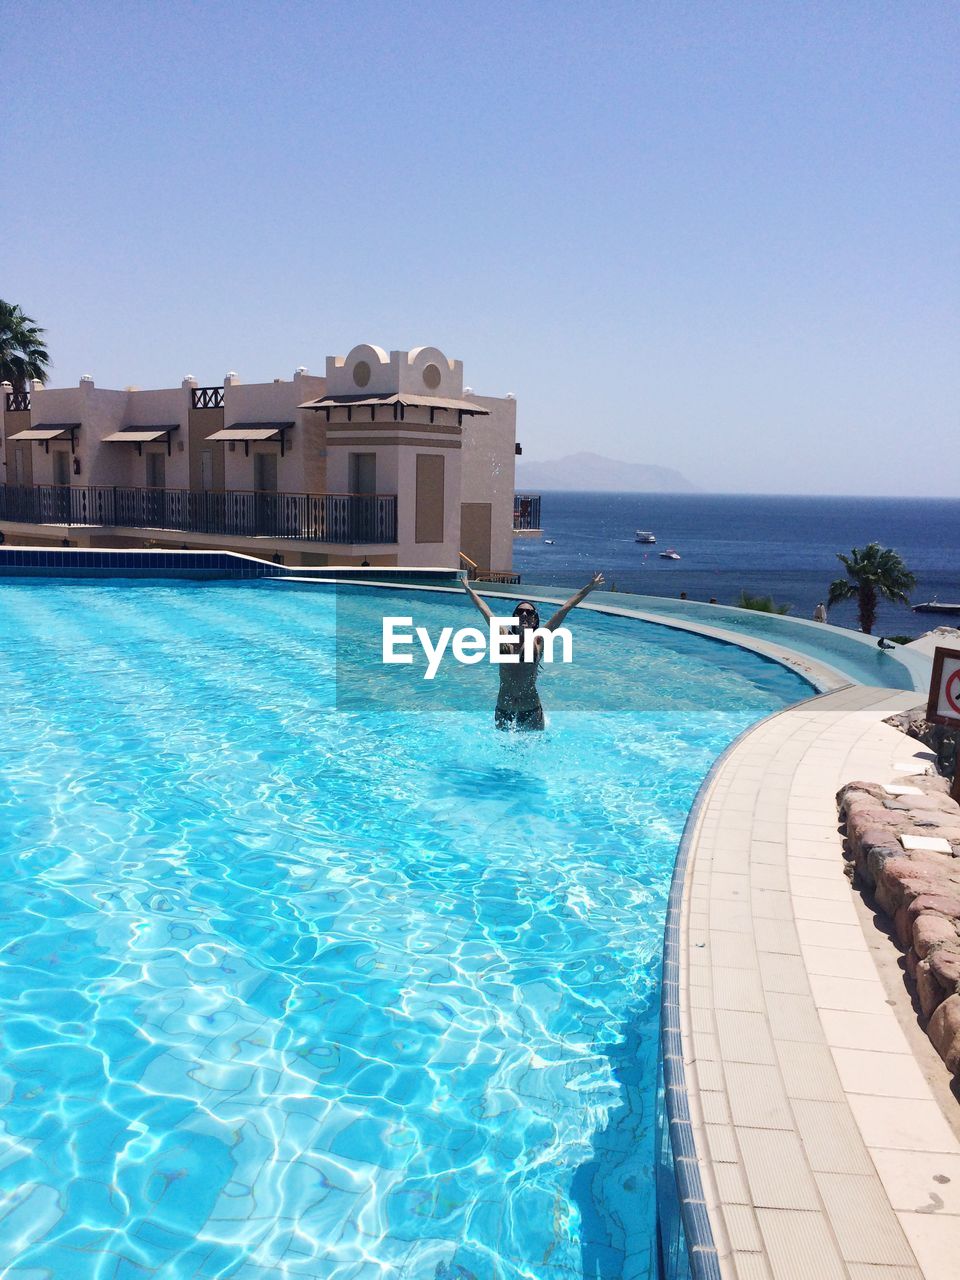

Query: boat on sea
[[912, 600, 960, 614], [635, 530, 656, 544], [659, 549, 681, 560]]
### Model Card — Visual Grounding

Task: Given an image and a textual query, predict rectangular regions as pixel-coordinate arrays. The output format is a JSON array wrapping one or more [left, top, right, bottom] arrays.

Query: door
[[144, 451, 165, 526], [200, 449, 213, 491], [254, 450, 278, 534], [349, 452, 376, 495], [52, 449, 71, 522]]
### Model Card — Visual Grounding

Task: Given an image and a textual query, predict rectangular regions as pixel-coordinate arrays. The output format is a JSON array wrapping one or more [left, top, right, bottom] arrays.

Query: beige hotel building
[[0, 343, 538, 577]]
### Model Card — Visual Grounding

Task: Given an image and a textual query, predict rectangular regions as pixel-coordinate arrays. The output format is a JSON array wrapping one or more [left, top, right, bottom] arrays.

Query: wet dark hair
[[513, 602, 540, 627]]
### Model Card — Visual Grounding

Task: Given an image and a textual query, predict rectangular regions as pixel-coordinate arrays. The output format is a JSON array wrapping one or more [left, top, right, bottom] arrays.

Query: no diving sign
[[926, 647, 960, 728]]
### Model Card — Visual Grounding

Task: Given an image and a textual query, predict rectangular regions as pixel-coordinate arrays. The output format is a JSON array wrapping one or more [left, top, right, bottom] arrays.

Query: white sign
[[927, 647, 960, 727]]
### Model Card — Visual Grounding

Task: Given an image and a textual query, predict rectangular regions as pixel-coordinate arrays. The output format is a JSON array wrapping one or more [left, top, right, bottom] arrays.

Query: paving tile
[[713, 966, 766, 1014], [871, 1148, 960, 1215], [751, 889, 794, 922], [819, 1010, 906, 1055], [848, 1095, 960, 1155], [896, 1210, 960, 1280], [778, 1041, 846, 1102], [803, 944, 880, 983], [704, 1123, 740, 1164], [758, 952, 811, 996], [845, 1266, 922, 1280], [729, 1250, 773, 1280], [700, 1090, 732, 1124], [793, 895, 859, 924], [767, 993, 824, 1044], [754, 1207, 846, 1280], [720, 1202, 764, 1252], [754, 917, 801, 956], [709, 930, 758, 970], [790, 872, 850, 902], [753, 841, 788, 866], [716, 1010, 777, 1066], [695, 1058, 725, 1093], [829, 1049, 931, 1102], [808, 973, 893, 1016], [815, 1171, 918, 1265], [737, 1129, 820, 1209], [724, 1062, 793, 1130], [713, 1158, 751, 1205], [752, 862, 790, 891], [791, 1098, 875, 1174], [797, 918, 867, 950]]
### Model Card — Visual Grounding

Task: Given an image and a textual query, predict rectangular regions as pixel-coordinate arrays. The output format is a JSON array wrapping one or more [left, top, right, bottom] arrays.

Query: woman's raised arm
[[544, 572, 604, 632]]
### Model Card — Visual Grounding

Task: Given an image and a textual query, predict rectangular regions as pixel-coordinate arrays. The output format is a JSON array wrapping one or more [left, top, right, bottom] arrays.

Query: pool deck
[[679, 682, 960, 1280]]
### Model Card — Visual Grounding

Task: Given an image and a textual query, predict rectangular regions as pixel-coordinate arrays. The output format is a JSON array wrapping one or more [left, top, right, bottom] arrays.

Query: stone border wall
[[840, 774, 960, 1076]]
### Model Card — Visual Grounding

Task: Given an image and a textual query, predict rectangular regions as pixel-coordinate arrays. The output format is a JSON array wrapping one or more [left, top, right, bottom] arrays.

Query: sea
[[512, 492, 960, 640]]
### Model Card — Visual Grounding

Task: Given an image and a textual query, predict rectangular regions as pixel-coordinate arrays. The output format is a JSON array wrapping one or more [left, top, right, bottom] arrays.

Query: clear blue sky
[[4, 1, 957, 495]]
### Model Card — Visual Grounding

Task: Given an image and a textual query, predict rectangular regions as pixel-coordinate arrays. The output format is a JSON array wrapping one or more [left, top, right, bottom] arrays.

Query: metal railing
[[513, 493, 541, 530], [0, 484, 398, 543], [4, 391, 30, 412], [191, 386, 224, 410]]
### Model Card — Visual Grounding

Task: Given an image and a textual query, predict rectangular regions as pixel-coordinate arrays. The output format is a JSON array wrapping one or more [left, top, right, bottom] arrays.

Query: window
[[145, 451, 165, 489]]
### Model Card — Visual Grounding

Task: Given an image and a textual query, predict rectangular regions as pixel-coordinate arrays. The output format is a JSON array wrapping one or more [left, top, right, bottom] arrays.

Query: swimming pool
[[0, 581, 811, 1278]]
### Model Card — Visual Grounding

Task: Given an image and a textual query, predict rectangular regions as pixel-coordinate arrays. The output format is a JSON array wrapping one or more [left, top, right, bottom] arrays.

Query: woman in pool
[[461, 572, 605, 729]]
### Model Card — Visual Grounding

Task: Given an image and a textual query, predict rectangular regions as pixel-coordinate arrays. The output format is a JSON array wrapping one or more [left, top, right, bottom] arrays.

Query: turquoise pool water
[[0, 582, 811, 1279]]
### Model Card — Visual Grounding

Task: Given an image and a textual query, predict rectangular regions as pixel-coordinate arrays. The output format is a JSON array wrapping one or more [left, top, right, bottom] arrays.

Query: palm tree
[[828, 542, 916, 634], [0, 300, 50, 391]]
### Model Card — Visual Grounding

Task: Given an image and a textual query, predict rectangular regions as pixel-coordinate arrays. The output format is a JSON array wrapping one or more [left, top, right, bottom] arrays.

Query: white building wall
[[221, 373, 326, 492], [460, 394, 517, 572], [30, 382, 129, 487]]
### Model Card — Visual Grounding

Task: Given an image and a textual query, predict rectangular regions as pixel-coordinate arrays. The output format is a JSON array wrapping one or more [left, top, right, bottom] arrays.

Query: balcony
[[4, 391, 31, 412], [191, 386, 224, 410], [0, 485, 397, 543], [513, 493, 541, 531]]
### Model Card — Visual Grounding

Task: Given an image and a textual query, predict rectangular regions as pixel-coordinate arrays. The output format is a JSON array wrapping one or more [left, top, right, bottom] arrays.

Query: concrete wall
[[221, 371, 326, 492], [31, 381, 128, 487], [460, 394, 517, 572], [324, 344, 464, 400]]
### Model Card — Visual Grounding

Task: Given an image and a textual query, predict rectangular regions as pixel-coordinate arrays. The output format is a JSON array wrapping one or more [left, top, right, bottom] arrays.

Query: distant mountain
[[515, 451, 696, 493]]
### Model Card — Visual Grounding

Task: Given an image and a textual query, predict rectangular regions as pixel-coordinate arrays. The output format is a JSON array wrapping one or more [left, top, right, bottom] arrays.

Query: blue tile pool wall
[[0, 549, 282, 578]]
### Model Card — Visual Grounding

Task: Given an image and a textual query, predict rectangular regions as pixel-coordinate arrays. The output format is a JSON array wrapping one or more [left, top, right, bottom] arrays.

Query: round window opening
[[353, 361, 371, 388], [422, 363, 442, 390]]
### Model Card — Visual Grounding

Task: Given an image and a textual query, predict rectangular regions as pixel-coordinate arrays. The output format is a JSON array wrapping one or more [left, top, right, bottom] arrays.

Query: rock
[[928, 995, 960, 1075], [929, 948, 960, 995], [863, 836, 908, 888], [838, 781, 887, 808], [913, 913, 960, 958], [905, 948, 920, 980], [906, 892, 960, 924], [916, 959, 945, 1018], [875, 862, 942, 915]]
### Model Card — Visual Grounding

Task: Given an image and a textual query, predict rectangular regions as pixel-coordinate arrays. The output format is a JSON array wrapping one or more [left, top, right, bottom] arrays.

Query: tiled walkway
[[681, 683, 960, 1280]]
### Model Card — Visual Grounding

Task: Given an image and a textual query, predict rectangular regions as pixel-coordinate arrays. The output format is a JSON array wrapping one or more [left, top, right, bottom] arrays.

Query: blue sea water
[[0, 580, 810, 1279], [513, 493, 960, 638]]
